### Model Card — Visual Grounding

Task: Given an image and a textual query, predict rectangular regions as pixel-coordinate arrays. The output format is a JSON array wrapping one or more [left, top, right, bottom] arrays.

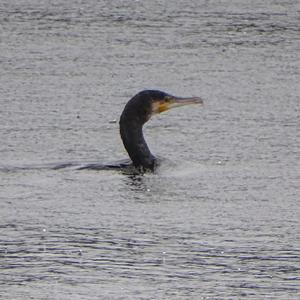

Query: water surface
[[0, 0, 299, 299]]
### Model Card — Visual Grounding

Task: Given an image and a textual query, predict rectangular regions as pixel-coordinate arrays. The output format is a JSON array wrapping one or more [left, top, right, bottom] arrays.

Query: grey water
[[0, 0, 299, 299]]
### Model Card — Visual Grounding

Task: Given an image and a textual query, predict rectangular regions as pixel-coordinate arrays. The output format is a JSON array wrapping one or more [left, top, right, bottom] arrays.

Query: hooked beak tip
[[192, 97, 204, 105]]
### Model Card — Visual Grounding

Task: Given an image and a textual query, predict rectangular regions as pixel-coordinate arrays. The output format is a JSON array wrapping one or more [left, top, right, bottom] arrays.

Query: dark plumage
[[119, 90, 203, 172], [4, 90, 202, 173]]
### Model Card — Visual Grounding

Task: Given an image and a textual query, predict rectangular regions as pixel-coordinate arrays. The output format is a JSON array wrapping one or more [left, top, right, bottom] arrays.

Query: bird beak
[[154, 95, 203, 114]]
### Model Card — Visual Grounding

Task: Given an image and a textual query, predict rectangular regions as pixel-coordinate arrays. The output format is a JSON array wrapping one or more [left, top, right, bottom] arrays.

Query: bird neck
[[120, 119, 156, 171]]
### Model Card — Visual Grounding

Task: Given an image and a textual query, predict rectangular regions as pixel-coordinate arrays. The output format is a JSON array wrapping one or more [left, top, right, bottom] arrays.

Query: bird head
[[120, 90, 203, 126]]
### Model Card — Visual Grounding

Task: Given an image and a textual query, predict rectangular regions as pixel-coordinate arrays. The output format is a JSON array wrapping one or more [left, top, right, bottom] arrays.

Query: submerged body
[[0, 90, 202, 173]]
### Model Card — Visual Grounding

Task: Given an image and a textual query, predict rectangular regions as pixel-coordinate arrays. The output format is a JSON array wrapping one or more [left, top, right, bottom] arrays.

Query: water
[[1, 0, 299, 299]]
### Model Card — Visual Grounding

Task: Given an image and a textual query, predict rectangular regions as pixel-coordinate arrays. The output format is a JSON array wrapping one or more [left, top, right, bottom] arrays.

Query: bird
[[0, 90, 202, 173], [77, 90, 203, 173]]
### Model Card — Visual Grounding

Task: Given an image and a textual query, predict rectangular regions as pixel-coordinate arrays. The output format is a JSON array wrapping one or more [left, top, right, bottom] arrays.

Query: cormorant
[[120, 90, 203, 171], [79, 90, 203, 172], [0, 90, 202, 173]]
